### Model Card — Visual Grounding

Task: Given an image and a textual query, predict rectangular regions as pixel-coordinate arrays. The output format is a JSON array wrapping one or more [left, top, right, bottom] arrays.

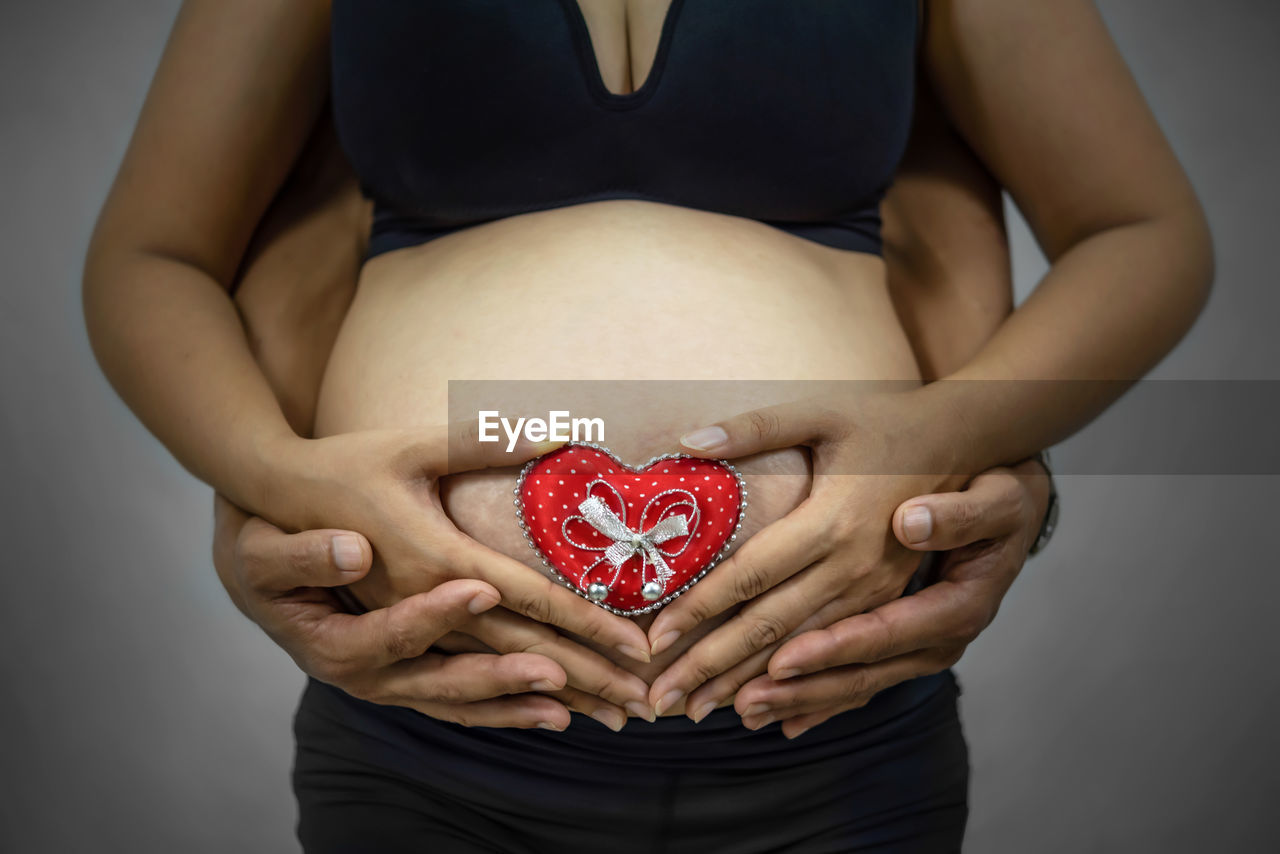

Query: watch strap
[[1028, 449, 1059, 556]]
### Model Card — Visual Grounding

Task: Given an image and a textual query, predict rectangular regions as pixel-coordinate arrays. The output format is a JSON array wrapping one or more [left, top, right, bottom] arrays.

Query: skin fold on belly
[[313, 199, 923, 695]]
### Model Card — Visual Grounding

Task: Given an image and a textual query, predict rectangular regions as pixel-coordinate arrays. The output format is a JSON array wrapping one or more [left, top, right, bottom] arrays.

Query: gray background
[[2, 0, 1276, 851]]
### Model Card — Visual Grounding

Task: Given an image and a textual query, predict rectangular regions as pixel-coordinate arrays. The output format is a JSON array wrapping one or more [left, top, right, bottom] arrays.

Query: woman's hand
[[645, 390, 969, 715], [673, 458, 1049, 725], [733, 459, 1050, 737], [213, 495, 650, 730], [260, 422, 654, 663]]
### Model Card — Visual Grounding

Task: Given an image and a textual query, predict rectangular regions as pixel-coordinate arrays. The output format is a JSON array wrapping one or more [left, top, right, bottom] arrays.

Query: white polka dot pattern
[[513, 443, 746, 614]]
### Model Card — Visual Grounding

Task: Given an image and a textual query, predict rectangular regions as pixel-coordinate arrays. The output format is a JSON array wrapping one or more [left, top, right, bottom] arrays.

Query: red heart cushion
[[515, 443, 747, 615]]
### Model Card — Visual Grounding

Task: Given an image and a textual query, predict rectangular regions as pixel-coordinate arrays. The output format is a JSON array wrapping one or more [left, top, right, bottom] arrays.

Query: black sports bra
[[329, 0, 919, 261]]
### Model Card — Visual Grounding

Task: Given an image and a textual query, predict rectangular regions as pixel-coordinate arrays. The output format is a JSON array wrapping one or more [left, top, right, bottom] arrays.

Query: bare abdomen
[[313, 199, 921, 689]]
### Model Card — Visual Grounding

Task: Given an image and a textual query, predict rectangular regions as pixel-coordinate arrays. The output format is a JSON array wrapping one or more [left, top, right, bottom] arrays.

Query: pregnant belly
[[313, 200, 921, 690]]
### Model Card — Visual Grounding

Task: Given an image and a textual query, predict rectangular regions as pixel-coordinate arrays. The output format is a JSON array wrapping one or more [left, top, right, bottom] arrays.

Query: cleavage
[[573, 0, 675, 95]]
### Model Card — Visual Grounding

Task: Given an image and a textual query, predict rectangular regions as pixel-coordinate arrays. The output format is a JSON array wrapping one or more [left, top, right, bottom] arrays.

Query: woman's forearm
[[914, 206, 1213, 475], [82, 0, 337, 522], [84, 248, 302, 517], [901, 0, 1215, 478]]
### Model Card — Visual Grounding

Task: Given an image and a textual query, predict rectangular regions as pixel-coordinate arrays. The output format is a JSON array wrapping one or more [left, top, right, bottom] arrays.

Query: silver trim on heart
[[512, 441, 749, 616]]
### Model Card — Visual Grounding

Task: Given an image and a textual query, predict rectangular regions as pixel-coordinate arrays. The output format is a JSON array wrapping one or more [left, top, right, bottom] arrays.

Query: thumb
[[892, 471, 1023, 551], [677, 398, 833, 460], [237, 516, 374, 595]]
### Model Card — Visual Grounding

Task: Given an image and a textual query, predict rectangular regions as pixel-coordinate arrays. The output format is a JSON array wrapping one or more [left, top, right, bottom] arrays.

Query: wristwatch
[[1028, 449, 1060, 556]]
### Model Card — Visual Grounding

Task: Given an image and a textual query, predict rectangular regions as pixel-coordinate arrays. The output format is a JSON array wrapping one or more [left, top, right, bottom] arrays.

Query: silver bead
[[587, 583, 610, 602], [641, 580, 664, 601]]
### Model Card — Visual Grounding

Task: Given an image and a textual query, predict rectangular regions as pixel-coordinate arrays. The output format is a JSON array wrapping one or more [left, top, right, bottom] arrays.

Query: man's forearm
[[883, 74, 1014, 383], [232, 113, 370, 438]]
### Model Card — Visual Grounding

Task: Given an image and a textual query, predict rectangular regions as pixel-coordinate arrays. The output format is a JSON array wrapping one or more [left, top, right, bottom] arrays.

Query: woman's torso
[[313, 0, 924, 708]]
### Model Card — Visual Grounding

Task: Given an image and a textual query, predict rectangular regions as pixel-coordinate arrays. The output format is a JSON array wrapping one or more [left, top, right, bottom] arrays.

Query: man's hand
[[213, 494, 585, 730], [727, 459, 1051, 737], [675, 459, 1050, 728], [645, 391, 966, 715]]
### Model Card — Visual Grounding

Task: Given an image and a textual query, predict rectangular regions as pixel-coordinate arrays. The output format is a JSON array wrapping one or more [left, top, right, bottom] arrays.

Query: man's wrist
[[211, 491, 252, 617]]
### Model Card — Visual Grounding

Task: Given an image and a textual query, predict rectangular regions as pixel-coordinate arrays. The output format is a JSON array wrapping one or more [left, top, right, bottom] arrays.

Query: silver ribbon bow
[[576, 495, 690, 586]]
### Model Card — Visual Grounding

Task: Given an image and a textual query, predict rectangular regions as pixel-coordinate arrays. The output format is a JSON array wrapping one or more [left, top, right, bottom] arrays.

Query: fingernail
[[532, 440, 566, 455], [591, 709, 627, 732], [529, 679, 559, 692], [536, 721, 565, 731], [625, 701, 657, 722], [786, 725, 813, 740], [331, 535, 365, 572], [680, 426, 729, 451], [742, 703, 771, 718], [902, 505, 934, 544], [467, 593, 499, 615], [655, 689, 685, 717], [616, 644, 651, 664], [690, 701, 717, 724], [651, 630, 682, 657], [773, 667, 801, 680], [744, 714, 776, 730]]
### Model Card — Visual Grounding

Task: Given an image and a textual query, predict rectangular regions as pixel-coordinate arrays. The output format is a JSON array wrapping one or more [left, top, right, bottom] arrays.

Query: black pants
[[293, 668, 969, 853]]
